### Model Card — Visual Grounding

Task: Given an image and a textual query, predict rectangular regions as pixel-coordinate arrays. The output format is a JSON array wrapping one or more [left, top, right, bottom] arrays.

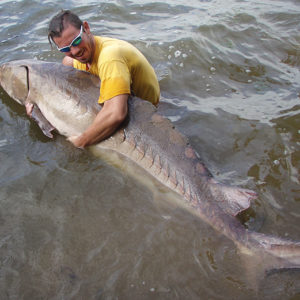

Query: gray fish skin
[[1, 59, 300, 275]]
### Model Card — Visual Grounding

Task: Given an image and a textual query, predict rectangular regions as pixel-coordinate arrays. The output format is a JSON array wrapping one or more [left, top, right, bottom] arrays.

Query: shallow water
[[0, 0, 300, 299]]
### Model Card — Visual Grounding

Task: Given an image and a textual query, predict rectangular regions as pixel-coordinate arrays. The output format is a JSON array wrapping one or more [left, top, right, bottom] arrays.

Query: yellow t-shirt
[[73, 36, 160, 105]]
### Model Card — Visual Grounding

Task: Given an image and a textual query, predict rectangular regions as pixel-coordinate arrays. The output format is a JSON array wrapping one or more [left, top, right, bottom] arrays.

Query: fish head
[[0, 61, 29, 105]]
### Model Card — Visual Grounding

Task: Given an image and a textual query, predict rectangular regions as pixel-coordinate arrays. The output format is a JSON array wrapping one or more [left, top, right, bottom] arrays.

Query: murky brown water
[[0, 0, 299, 299]]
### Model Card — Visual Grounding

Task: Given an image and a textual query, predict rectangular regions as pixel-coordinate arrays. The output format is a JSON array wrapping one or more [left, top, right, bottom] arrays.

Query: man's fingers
[[67, 136, 84, 149], [67, 136, 76, 143], [25, 103, 34, 116]]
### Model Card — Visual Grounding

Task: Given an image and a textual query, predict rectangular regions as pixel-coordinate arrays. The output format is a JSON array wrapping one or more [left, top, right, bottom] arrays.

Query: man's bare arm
[[68, 94, 129, 148], [62, 56, 73, 67]]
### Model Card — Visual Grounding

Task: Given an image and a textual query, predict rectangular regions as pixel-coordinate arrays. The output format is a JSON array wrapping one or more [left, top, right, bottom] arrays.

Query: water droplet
[[174, 50, 181, 58]]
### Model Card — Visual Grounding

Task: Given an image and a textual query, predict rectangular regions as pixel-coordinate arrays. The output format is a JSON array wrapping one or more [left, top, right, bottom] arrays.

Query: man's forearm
[[68, 94, 128, 148], [73, 113, 123, 147]]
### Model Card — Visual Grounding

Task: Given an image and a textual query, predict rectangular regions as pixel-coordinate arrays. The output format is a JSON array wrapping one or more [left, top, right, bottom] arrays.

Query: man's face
[[53, 22, 94, 64]]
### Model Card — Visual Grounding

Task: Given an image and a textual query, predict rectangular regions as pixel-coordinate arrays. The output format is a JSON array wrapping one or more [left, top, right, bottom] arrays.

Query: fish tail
[[237, 232, 300, 291], [249, 232, 300, 268]]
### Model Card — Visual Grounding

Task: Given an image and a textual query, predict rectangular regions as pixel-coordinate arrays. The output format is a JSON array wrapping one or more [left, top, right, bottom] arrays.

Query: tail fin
[[249, 232, 300, 268], [237, 232, 300, 293]]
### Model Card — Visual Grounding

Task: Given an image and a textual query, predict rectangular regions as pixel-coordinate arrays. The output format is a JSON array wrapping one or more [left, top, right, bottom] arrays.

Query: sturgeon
[[1, 59, 300, 277]]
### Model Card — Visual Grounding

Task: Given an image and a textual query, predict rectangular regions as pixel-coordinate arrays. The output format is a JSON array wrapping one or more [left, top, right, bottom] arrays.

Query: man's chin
[[77, 57, 88, 63], [73, 54, 89, 64]]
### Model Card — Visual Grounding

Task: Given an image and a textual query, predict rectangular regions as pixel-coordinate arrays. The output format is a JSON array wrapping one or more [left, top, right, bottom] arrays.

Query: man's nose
[[70, 46, 80, 56]]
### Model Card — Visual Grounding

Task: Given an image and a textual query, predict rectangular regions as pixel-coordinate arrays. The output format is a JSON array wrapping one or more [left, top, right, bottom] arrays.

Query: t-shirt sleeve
[[98, 59, 131, 103]]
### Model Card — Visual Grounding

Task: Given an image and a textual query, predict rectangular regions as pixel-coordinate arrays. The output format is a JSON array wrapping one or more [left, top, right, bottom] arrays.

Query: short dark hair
[[48, 10, 83, 46]]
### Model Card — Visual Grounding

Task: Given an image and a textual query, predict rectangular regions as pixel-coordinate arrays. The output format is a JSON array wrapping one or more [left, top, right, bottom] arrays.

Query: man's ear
[[83, 21, 91, 34]]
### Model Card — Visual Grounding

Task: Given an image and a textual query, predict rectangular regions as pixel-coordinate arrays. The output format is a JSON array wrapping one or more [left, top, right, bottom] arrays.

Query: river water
[[0, 0, 299, 299]]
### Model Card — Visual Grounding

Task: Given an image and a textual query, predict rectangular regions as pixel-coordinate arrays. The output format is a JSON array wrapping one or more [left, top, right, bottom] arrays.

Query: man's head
[[48, 10, 95, 64]]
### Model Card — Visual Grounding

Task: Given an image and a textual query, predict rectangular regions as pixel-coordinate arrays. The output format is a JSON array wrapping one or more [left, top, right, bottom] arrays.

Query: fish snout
[[0, 62, 29, 105], [0, 63, 6, 88]]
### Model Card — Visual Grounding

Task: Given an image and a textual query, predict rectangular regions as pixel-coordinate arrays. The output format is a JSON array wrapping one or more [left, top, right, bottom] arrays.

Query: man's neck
[[87, 35, 96, 67]]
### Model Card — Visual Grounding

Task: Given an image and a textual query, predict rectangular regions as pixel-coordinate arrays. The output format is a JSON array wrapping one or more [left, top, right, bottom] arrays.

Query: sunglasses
[[57, 25, 83, 53]]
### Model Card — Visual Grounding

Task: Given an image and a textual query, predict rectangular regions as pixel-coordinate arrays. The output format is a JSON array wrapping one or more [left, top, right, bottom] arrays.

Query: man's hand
[[67, 136, 85, 149], [25, 103, 34, 117]]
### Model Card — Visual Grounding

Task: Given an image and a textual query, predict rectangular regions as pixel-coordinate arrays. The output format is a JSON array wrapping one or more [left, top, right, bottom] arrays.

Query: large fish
[[1, 59, 300, 278]]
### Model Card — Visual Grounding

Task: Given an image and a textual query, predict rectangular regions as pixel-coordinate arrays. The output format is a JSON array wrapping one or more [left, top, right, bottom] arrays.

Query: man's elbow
[[105, 94, 129, 127], [115, 96, 129, 124], [114, 109, 128, 125]]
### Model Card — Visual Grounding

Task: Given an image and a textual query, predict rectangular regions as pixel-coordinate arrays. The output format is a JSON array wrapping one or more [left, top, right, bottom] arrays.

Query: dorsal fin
[[208, 180, 257, 216]]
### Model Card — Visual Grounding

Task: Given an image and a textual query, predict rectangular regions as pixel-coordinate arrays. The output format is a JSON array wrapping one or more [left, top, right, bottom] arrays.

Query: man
[[40, 10, 160, 148]]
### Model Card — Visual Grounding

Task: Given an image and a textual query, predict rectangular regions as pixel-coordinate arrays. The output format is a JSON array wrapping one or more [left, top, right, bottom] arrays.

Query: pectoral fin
[[30, 104, 56, 138]]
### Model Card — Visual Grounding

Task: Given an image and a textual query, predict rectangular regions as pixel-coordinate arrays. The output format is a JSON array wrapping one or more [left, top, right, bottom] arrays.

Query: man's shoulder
[[99, 41, 126, 62], [97, 36, 132, 52]]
